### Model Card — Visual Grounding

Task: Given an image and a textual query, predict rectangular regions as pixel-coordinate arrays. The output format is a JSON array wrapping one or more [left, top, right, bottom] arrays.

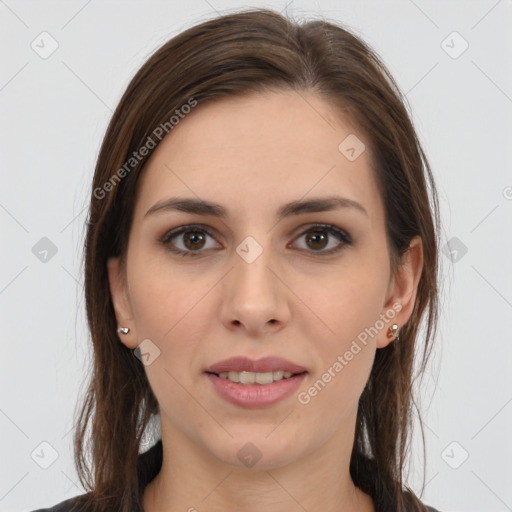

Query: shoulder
[[402, 489, 443, 512], [28, 440, 162, 512], [413, 499, 443, 512], [27, 493, 92, 512]]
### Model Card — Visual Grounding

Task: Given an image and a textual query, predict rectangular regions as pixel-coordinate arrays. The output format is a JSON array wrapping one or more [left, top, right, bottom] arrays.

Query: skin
[[107, 89, 423, 512]]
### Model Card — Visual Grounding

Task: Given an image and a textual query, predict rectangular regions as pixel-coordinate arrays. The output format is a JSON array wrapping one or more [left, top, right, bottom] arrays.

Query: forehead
[[134, 90, 382, 222]]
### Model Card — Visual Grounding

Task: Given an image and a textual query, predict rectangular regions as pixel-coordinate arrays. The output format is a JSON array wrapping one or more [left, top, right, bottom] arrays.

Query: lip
[[204, 356, 307, 374], [205, 372, 307, 408]]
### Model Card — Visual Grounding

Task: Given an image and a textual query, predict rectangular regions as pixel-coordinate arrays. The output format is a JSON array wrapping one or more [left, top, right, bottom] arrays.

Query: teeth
[[217, 370, 295, 385], [228, 371, 240, 382]]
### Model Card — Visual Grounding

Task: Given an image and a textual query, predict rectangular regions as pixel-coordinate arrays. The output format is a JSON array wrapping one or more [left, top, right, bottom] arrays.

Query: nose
[[220, 240, 291, 337]]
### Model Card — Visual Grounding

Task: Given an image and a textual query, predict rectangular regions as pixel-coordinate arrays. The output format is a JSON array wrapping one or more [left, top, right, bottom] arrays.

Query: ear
[[377, 235, 424, 349], [107, 257, 138, 349]]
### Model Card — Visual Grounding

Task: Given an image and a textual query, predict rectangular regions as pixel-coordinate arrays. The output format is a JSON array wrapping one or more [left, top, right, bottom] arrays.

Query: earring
[[117, 326, 130, 335], [387, 324, 399, 340]]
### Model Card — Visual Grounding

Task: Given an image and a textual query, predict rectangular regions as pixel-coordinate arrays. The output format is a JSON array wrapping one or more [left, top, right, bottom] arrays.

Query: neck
[[142, 415, 375, 512]]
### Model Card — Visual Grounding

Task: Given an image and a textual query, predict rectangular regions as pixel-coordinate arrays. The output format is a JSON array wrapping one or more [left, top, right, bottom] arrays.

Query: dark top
[[29, 440, 442, 512]]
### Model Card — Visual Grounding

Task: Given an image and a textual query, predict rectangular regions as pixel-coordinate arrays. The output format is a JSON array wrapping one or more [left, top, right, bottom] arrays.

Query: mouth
[[204, 355, 308, 376], [203, 356, 308, 407], [204, 370, 308, 408], [204, 370, 307, 385]]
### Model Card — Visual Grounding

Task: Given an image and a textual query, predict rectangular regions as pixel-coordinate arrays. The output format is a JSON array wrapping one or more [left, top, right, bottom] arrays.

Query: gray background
[[1, 1, 511, 511]]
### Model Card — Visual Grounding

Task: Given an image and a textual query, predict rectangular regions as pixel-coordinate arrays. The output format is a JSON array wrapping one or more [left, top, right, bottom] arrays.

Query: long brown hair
[[75, 8, 440, 512]]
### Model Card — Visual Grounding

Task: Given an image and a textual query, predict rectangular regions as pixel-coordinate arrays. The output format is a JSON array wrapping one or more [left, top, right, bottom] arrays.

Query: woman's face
[[108, 89, 422, 470]]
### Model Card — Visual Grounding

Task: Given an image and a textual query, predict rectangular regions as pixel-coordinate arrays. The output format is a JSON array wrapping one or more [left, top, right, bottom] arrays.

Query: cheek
[[125, 254, 216, 411], [294, 261, 387, 415], [300, 256, 388, 344], [127, 246, 210, 340], [126, 256, 211, 420], [298, 289, 378, 431]]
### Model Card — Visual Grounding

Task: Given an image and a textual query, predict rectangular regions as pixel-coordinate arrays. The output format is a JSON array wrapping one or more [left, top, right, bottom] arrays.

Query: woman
[[32, 8, 442, 512]]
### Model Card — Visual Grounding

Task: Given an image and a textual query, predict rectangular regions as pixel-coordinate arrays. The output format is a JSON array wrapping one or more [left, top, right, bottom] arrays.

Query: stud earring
[[387, 324, 399, 340], [117, 326, 130, 335]]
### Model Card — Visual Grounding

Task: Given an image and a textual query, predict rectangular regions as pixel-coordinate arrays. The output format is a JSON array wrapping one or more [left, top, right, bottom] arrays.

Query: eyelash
[[159, 223, 352, 258]]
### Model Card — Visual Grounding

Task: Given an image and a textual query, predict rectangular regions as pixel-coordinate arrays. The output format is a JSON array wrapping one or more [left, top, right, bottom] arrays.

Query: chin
[[204, 430, 307, 471]]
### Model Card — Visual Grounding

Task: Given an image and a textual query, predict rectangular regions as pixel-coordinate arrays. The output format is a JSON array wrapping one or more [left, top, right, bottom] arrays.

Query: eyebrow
[[144, 195, 368, 220]]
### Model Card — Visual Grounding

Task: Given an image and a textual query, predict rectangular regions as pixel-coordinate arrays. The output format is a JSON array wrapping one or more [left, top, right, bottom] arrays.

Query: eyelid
[[293, 223, 351, 243], [159, 223, 219, 244]]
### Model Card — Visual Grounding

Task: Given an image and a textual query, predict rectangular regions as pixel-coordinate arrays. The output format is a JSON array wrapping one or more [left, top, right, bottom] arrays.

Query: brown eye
[[292, 224, 352, 254], [182, 230, 207, 250], [305, 231, 329, 251], [160, 225, 220, 257]]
